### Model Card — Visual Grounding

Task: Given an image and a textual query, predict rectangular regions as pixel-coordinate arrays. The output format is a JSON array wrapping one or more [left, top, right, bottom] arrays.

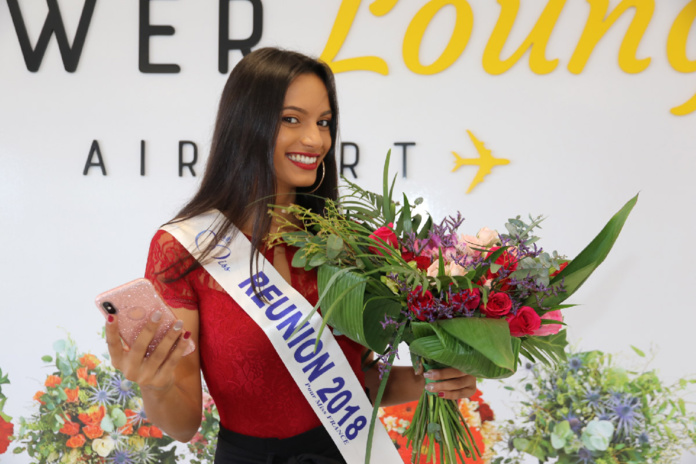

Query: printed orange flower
[[78, 405, 106, 425], [137, 426, 151, 438], [119, 422, 133, 436], [45, 375, 62, 388], [33, 391, 45, 405], [83, 423, 104, 440], [149, 425, 163, 438], [87, 374, 98, 387], [64, 387, 79, 403], [66, 434, 86, 448], [76, 367, 88, 380], [59, 421, 80, 436], [79, 354, 100, 370]]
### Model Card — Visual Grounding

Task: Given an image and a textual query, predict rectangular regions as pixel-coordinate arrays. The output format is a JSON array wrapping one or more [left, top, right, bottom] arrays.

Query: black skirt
[[214, 425, 346, 464]]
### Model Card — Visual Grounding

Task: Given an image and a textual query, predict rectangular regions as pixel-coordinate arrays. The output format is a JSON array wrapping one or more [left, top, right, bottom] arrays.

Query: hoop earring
[[307, 161, 325, 194]]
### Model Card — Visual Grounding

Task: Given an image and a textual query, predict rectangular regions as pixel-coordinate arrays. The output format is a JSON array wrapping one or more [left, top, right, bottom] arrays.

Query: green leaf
[[520, 330, 568, 366], [409, 330, 520, 379], [382, 150, 394, 225], [309, 253, 327, 267], [435, 318, 517, 371], [101, 415, 115, 433], [291, 248, 307, 268], [318, 265, 397, 353], [400, 194, 413, 236], [527, 195, 637, 308], [630, 345, 646, 357], [41, 355, 53, 363], [326, 234, 343, 260], [53, 339, 67, 353]]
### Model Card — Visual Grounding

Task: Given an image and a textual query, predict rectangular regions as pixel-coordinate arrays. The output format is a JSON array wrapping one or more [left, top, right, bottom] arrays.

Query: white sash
[[162, 211, 401, 463]]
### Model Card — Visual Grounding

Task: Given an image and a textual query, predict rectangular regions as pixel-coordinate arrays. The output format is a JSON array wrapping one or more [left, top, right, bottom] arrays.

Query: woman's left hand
[[422, 368, 477, 400]]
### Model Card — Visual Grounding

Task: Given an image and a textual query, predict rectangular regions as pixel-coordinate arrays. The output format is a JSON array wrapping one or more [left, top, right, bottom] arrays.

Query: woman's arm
[[363, 350, 476, 406], [105, 306, 203, 442]]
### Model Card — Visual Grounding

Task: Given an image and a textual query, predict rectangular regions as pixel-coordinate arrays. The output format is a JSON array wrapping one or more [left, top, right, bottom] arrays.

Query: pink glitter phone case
[[95, 278, 195, 357]]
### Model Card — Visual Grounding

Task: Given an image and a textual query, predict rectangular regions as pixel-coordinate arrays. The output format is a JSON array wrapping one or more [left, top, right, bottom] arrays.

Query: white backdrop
[[1, 1, 695, 462]]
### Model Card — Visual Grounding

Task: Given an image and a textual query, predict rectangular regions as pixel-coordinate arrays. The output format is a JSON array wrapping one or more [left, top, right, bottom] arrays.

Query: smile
[[287, 153, 319, 170]]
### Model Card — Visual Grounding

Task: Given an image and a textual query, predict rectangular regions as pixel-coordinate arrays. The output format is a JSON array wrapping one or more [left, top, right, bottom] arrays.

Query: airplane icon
[[452, 130, 510, 194]]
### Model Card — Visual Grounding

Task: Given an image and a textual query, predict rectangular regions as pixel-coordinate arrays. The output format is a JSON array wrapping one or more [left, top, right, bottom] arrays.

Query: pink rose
[[459, 234, 483, 257], [368, 223, 398, 256], [507, 306, 542, 337], [531, 310, 563, 336], [480, 291, 512, 318], [446, 262, 468, 277], [476, 227, 500, 247]]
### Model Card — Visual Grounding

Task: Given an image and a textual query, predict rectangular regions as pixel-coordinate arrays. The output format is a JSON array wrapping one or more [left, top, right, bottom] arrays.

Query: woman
[[105, 47, 476, 463]]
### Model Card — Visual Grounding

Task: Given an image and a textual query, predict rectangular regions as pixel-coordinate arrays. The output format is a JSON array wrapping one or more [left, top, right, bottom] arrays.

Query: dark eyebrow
[[282, 106, 332, 117]]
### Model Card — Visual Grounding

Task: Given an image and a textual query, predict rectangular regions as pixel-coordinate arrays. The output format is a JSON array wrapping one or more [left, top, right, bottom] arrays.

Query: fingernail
[[426, 384, 435, 392], [173, 320, 184, 331], [438, 392, 445, 398], [107, 315, 114, 323], [151, 311, 162, 323], [183, 330, 191, 340], [423, 371, 434, 379]]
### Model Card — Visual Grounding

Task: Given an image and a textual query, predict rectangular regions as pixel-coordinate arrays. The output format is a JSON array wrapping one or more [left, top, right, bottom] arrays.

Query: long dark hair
[[173, 47, 339, 277]]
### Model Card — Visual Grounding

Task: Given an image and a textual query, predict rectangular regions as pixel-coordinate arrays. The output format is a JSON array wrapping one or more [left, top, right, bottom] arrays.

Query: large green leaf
[[526, 195, 637, 309], [519, 330, 568, 366], [409, 330, 520, 379], [436, 317, 516, 371], [317, 265, 397, 353]]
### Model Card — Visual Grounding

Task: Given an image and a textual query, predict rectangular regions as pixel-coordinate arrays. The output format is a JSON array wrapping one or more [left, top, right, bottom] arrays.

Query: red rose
[[368, 223, 398, 256], [66, 434, 86, 448], [451, 288, 481, 314], [507, 306, 542, 337], [138, 426, 151, 438], [480, 292, 512, 318], [486, 246, 518, 279], [0, 416, 13, 454], [402, 251, 431, 271], [408, 286, 435, 321], [76, 367, 88, 381]]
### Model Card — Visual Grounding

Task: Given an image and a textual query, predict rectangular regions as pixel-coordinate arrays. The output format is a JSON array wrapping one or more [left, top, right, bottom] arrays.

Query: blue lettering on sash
[[295, 339, 323, 362], [265, 297, 295, 321], [302, 352, 335, 383], [238, 272, 271, 301], [251, 284, 283, 308], [287, 326, 315, 348], [277, 310, 309, 340]]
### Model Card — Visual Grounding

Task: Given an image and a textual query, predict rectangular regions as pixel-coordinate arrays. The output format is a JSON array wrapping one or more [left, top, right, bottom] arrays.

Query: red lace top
[[145, 230, 366, 438]]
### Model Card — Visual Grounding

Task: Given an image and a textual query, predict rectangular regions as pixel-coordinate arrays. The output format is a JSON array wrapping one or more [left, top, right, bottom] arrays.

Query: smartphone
[[95, 278, 195, 357]]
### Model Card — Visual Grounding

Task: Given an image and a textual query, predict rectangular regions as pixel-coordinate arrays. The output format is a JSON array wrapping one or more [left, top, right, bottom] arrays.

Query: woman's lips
[[287, 152, 320, 170]]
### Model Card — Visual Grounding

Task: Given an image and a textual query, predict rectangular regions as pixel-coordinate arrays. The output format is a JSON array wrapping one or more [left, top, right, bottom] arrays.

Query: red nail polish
[[183, 331, 191, 340], [438, 391, 445, 398], [107, 315, 114, 323]]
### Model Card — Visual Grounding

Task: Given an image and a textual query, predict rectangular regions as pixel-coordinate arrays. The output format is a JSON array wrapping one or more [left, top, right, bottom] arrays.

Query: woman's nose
[[300, 125, 323, 149]]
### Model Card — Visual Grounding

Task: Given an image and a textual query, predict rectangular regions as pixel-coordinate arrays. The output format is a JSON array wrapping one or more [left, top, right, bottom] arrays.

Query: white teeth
[[287, 154, 317, 165]]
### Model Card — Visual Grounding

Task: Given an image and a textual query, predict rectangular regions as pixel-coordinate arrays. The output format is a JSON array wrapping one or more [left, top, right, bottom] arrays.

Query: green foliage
[[497, 348, 696, 464]]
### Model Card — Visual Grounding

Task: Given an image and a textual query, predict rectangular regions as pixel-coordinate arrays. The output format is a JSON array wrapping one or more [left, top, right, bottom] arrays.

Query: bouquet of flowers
[[16, 337, 177, 463], [271, 152, 636, 462], [379, 390, 501, 463], [183, 387, 219, 464], [0, 368, 13, 455], [494, 349, 696, 464]]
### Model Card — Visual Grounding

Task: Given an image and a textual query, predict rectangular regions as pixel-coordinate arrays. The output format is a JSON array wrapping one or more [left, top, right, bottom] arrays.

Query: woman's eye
[[318, 119, 331, 128], [282, 116, 299, 124]]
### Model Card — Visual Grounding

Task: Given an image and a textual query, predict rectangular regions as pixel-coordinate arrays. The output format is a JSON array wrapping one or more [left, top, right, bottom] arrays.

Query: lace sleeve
[[144, 229, 199, 310]]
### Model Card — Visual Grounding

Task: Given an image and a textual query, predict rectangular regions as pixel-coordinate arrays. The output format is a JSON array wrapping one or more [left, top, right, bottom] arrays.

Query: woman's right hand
[[105, 312, 192, 394]]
